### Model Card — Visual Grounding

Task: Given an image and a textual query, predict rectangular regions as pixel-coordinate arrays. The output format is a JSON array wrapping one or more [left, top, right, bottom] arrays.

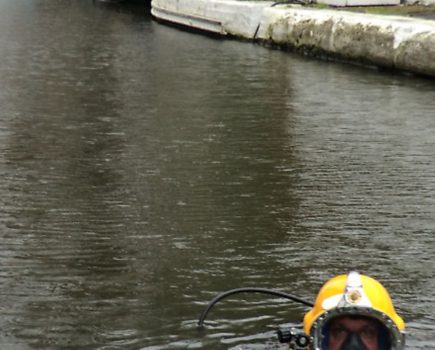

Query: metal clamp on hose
[[277, 327, 311, 349]]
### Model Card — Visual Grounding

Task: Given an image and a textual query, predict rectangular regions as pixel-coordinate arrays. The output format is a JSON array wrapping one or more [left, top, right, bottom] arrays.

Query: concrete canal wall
[[151, 0, 435, 78]]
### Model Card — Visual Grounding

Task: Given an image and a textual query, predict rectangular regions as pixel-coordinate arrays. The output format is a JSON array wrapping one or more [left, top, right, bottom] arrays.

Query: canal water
[[0, 1, 434, 349]]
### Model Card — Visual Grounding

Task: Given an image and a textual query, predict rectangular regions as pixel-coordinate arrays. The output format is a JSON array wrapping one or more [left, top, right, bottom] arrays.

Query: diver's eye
[[330, 326, 349, 338], [359, 326, 378, 340]]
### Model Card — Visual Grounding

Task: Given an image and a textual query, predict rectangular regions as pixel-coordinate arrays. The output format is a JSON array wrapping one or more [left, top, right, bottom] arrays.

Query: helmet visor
[[311, 308, 405, 350]]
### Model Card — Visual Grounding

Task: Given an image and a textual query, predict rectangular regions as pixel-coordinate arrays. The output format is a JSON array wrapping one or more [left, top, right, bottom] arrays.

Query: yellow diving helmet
[[303, 272, 405, 350]]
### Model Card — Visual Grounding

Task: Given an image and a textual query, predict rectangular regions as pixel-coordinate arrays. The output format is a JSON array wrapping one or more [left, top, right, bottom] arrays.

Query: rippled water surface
[[0, 1, 434, 349]]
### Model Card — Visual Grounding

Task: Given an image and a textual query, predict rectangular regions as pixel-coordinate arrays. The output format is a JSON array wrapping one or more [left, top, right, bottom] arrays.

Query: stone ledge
[[151, 0, 435, 77]]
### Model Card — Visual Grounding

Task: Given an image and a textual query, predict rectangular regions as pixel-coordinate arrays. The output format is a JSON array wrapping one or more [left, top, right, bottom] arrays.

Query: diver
[[303, 271, 406, 350], [198, 271, 405, 350]]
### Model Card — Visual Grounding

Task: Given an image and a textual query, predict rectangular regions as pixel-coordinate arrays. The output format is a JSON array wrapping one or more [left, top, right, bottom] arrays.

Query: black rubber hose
[[197, 287, 314, 327]]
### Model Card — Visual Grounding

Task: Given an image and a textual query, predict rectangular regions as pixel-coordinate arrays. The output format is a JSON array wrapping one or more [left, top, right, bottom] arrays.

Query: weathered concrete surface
[[151, 0, 435, 77], [258, 6, 435, 76]]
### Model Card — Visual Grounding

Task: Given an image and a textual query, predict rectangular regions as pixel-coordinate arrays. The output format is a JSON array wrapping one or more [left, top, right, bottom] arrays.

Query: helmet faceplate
[[303, 272, 405, 350]]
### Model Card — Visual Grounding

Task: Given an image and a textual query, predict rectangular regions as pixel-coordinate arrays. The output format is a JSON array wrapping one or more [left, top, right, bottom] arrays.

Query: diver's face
[[328, 316, 379, 350]]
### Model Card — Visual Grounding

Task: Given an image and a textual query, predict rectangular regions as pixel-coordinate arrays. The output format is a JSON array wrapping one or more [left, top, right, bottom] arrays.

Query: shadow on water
[[0, 1, 150, 348], [92, 0, 152, 19]]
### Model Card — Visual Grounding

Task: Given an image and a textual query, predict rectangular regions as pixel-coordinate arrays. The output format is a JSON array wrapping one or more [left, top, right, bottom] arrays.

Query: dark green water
[[0, 1, 433, 349]]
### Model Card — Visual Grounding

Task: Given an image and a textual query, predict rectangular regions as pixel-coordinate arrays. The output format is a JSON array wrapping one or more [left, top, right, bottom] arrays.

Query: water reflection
[[0, 1, 434, 349], [0, 1, 142, 348]]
